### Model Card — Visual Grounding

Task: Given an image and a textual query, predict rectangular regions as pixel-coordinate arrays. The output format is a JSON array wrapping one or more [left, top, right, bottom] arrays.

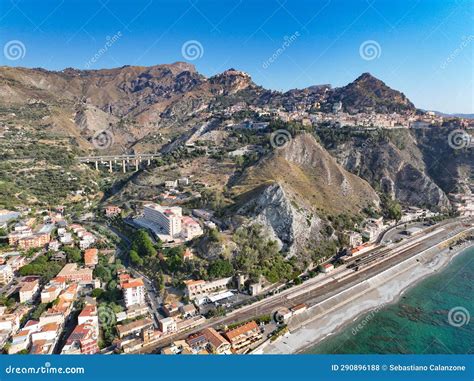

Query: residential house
[[41, 277, 66, 303], [162, 303, 180, 317], [121, 278, 145, 308], [0, 265, 13, 284], [8, 320, 40, 354], [182, 248, 194, 261], [117, 318, 153, 338], [322, 263, 334, 273], [57, 263, 93, 283], [181, 217, 203, 240], [158, 317, 177, 334], [179, 304, 197, 319], [19, 278, 40, 303], [83, 248, 98, 267], [48, 240, 61, 251], [18, 232, 50, 250], [6, 256, 26, 271], [104, 205, 121, 218], [61, 323, 99, 354], [223, 321, 262, 350], [202, 328, 231, 354]]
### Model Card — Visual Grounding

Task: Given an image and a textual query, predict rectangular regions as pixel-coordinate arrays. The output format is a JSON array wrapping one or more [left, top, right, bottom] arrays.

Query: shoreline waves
[[259, 241, 473, 354]]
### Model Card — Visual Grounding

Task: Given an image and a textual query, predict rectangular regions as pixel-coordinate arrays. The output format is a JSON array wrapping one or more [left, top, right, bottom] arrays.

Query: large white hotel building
[[143, 203, 182, 237]]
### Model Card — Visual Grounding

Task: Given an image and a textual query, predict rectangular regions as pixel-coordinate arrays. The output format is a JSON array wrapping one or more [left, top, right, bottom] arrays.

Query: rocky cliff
[[235, 183, 322, 256], [231, 133, 379, 255], [318, 129, 453, 210]]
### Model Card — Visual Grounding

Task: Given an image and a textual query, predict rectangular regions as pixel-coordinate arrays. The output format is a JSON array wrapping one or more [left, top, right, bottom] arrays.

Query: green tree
[[91, 288, 104, 299], [63, 247, 82, 263], [129, 250, 143, 266], [131, 230, 156, 257], [18, 255, 62, 282], [107, 280, 117, 291], [232, 224, 293, 284], [94, 264, 112, 283], [208, 228, 221, 243], [208, 259, 234, 279], [381, 194, 402, 221]]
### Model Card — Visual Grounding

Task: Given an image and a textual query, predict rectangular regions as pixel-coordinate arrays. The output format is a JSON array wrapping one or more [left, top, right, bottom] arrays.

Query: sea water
[[307, 247, 474, 354]]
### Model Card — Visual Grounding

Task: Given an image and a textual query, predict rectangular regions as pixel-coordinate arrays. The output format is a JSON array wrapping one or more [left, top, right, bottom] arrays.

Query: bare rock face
[[236, 183, 321, 256], [208, 68, 255, 95], [335, 138, 450, 210], [395, 163, 450, 208]]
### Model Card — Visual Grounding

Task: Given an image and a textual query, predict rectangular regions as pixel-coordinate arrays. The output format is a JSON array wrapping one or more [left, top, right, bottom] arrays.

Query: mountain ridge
[[0, 62, 470, 220]]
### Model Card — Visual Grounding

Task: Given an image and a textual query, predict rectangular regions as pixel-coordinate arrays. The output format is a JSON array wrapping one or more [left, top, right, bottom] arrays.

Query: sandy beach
[[259, 240, 473, 354]]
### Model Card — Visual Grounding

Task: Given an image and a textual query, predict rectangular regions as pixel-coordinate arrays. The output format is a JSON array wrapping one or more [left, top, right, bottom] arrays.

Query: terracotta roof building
[[202, 328, 231, 354], [117, 318, 153, 338], [61, 323, 99, 354], [83, 248, 98, 266], [223, 321, 262, 350], [121, 278, 145, 308], [57, 263, 93, 283]]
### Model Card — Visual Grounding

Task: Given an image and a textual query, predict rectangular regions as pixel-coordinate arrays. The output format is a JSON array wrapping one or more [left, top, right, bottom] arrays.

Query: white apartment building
[[19, 279, 39, 303], [346, 231, 363, 248], [181, 216, 204, 240], [361, 225, 379, 242], [158, 317, 177, 334], [121, 278, 145, 308], [143, 203, 182, 237], [0, 265, 13, 285]]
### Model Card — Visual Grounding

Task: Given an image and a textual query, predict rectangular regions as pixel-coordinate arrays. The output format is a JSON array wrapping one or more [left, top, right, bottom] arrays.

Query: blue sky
[[0, 0, 473, 113]]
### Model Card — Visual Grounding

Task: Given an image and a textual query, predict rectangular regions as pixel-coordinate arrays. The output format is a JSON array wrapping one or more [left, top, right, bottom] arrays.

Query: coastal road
[[136, 217, 472, 353]]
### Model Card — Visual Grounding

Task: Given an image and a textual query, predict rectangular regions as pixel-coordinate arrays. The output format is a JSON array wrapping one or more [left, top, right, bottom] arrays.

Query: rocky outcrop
[[331, 133, 450, 210], [235, 183, 322, 256], [208, 68, 255, 95], [232, 134, 381, 256]]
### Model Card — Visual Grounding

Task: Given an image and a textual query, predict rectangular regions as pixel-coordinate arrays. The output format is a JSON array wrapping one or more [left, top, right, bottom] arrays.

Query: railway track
[[136, 219, 471, 354]]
